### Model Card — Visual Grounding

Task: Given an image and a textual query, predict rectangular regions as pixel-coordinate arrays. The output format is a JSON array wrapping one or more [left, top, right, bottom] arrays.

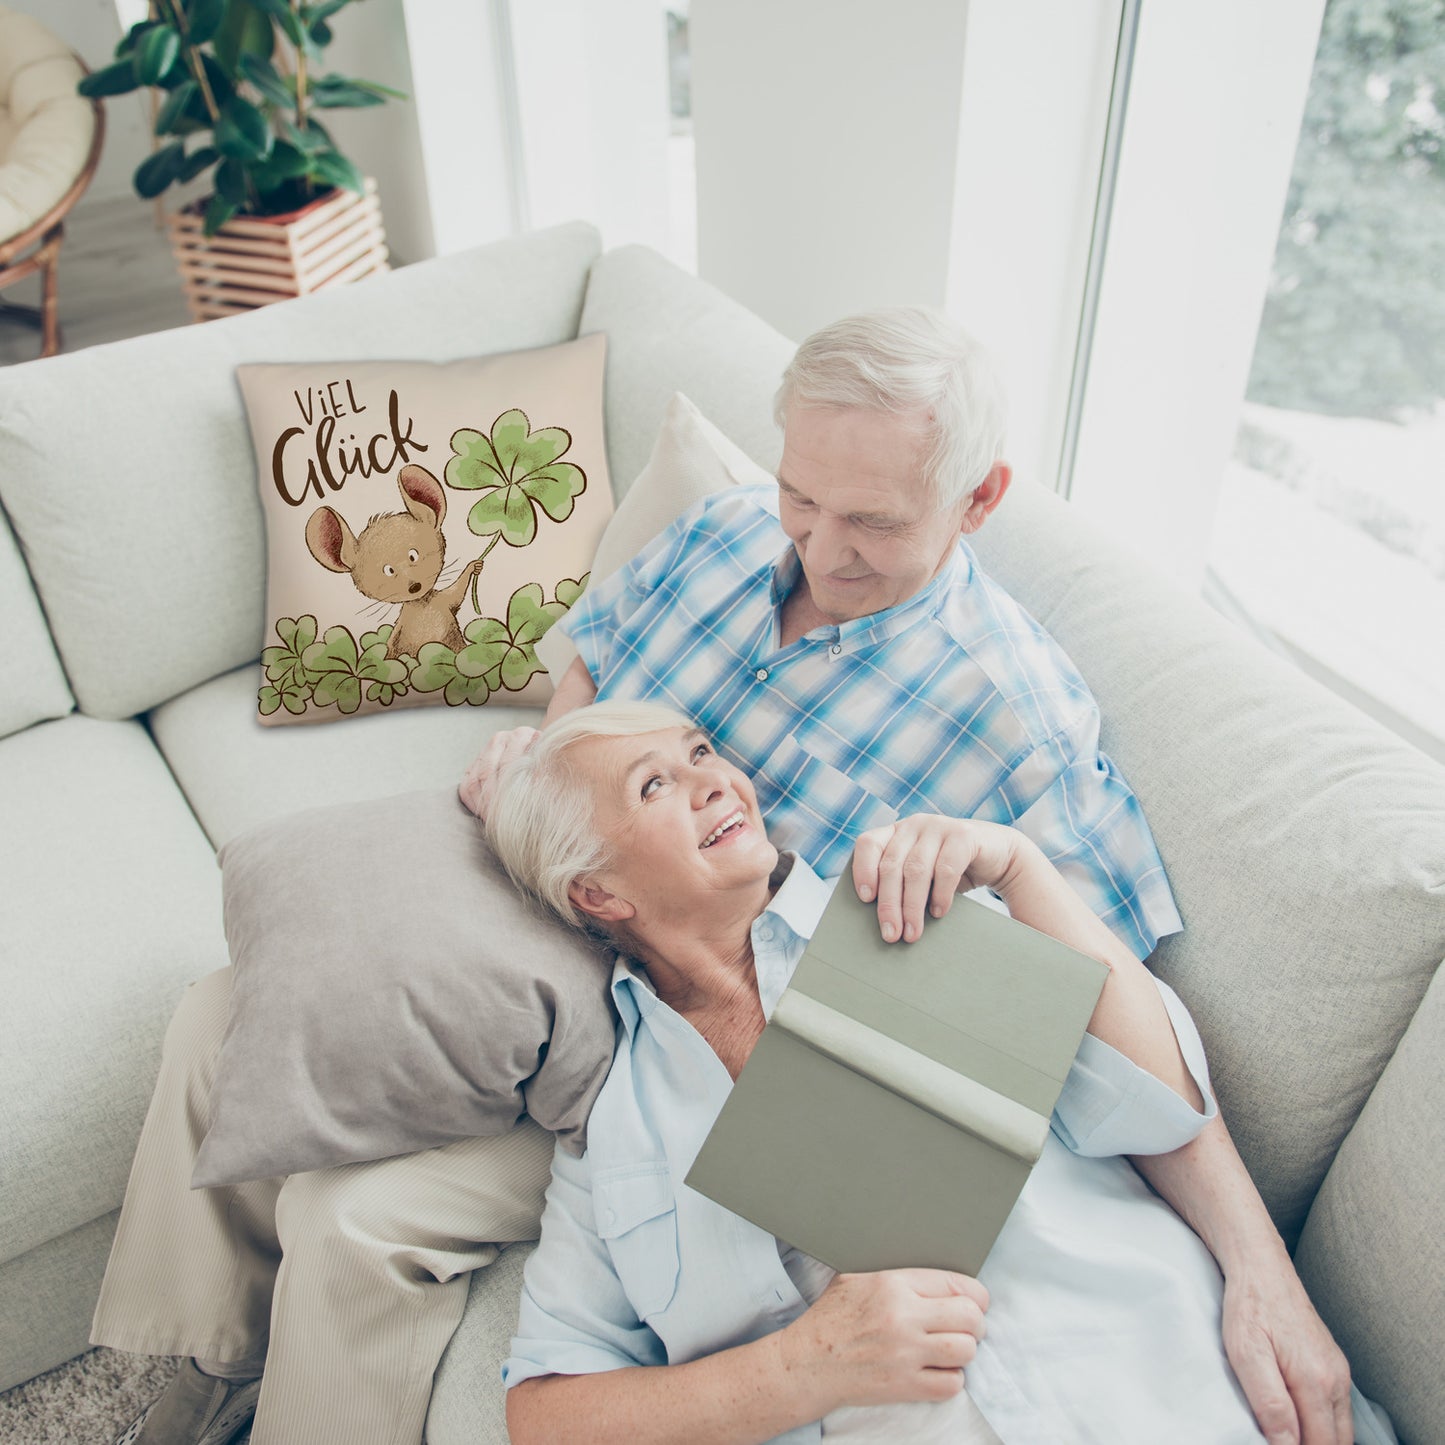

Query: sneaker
[[112, 1359, 262, 1445]]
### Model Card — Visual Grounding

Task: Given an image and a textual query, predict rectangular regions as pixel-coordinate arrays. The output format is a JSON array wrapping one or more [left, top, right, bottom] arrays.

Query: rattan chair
[[0, 7, 104, 359]]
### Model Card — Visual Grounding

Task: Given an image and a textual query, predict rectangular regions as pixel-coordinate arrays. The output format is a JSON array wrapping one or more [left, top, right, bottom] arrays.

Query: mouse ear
[[398, 464, 447, 528], [305, 506, 359, 573]]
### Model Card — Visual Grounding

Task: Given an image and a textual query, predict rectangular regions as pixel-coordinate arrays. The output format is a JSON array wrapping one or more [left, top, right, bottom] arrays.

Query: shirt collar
[[609, 852, 835, 1037], [767, 541, 973, 651]]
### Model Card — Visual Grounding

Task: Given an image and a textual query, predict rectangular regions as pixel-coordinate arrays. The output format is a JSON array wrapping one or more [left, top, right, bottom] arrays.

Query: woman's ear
[[568, 879, 635, 924]]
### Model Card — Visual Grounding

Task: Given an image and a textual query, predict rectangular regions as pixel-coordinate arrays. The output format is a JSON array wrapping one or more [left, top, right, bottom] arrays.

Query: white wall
[[26, 0, 154, 202]]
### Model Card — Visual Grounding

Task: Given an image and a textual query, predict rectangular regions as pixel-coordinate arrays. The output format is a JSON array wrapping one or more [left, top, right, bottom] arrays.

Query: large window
[[1206, 0, 1445, 757]]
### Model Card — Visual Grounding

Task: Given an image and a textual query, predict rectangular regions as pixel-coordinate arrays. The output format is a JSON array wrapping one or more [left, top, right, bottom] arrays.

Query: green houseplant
[[78, 0, 402, 235]]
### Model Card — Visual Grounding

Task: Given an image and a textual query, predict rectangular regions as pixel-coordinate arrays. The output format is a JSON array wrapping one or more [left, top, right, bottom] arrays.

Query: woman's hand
[[779, 1269, 989, 1412], [852, 815, 1029, 943], [459, 726, 540, 821]]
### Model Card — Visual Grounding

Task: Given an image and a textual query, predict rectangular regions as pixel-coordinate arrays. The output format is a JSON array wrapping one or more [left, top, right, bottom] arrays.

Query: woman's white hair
[[487, 700, 697, 931], [774, 307, 1007, 510]]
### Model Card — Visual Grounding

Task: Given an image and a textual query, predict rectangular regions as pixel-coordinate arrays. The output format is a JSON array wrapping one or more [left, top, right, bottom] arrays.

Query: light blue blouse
[[504, 858, 1272, 1443]]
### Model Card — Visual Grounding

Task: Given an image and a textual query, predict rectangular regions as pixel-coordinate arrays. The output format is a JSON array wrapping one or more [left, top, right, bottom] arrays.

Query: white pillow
[[536, 392, 775, 680]]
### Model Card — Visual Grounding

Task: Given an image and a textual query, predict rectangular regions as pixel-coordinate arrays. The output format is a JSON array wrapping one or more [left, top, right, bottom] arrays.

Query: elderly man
[[95, 311, 1350, 1445], [464, 309, 1353, 1445]]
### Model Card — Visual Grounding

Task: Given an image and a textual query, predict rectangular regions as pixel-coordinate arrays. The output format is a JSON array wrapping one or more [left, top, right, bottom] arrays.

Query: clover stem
[[470, 532, 503, 614]]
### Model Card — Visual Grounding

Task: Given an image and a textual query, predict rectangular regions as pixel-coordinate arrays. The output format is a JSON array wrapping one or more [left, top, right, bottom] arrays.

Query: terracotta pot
[[165, 179, 389, 322]]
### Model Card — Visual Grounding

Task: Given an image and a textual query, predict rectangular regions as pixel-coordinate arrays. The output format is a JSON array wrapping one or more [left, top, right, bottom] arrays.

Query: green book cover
[[684, 887, 1109, 1276]]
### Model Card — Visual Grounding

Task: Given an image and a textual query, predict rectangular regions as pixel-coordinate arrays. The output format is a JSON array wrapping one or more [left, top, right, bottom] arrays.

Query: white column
[[689, 0, 972, 342], [509, 0, 671, 252], [1065, 1, 1326, 583]]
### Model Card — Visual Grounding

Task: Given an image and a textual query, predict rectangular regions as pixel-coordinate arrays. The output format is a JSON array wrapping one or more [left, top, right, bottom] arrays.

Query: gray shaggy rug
[[0, 1350, 220, 1445]]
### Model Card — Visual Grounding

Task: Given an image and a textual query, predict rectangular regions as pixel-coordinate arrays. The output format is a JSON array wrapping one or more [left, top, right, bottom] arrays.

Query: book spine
[[771, 990, 1050, 1165]]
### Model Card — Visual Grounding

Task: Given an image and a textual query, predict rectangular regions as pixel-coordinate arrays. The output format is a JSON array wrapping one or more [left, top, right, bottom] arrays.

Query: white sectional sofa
[[0, 222, 1441, 1443]]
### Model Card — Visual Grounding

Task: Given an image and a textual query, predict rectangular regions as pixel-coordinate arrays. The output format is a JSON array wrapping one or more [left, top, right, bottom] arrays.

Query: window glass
[[1208, 0, 1445, 757]]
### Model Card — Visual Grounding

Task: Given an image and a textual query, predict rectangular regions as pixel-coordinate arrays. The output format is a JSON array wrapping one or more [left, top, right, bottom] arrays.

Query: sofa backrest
[[970, 478, 1445, 1245], [0, 502, 72, 738], [0, 222, 602, 721]]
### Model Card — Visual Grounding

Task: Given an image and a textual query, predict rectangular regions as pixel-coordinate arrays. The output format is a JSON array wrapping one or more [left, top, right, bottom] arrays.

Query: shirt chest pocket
[[758, 731, 898, 864], [594, 1164, 681, 1322]]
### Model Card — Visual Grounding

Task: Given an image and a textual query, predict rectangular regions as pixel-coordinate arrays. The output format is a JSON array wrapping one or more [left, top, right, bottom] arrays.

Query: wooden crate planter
[[166, 179, 389, 322]]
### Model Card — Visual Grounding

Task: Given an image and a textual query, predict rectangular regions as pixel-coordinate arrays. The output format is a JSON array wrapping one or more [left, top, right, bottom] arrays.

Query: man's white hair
[[487, 700, 696, 930], [774, 307, 1008, 510]]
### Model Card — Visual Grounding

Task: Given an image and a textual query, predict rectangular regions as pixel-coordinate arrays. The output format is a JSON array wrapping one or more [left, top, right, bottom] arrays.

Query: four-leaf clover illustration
[[302, 625, 409, 715], [445, 409, 587, 546], [456, 576, 587, 693], [410, 642, 493, 706]]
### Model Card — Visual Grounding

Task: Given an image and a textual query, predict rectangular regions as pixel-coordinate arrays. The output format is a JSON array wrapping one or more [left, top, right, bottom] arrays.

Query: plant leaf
[[216, 95, 273, 160], [445, 429, 508, 489], [302, 0, 352, 24], [80, 59, 143, 98], [258, 684, 281, 715], [308, 148, 364, 193], [309, 75, 384, 108], [350, 78, 409, 101], [134, 25, 181, 86], [177, 144, 220, 182], [115, 20, 156, 58], [213, 0, 274, 74], [465, 488, 512, 540], [134, 142, 185, 199], [506, 424, 573, 479], [308, 19, 332, 47], [214, 155, 249, 204], [239, 52, 295, 107], [154, 79, 198, 135], [499, 643, 544, 691], [186, 0, 227, 47], [486, 410, 533, 479]]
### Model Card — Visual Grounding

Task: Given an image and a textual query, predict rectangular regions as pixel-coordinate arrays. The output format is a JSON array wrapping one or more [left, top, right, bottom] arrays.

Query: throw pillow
[[238, 334, 612, 726], [193, 788, 618, 1188], [535, 391, 773, 680]]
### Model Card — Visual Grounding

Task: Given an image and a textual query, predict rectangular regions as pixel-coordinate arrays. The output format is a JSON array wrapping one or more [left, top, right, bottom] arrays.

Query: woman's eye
[[383, 564, 395, 577], [641, 775, 662, 799], [692, 743, 712, 760], [408, 549, 419, 563]]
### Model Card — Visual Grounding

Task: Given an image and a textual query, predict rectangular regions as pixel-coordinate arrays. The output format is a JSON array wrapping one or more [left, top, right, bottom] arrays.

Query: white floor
[[0, 193, 192, 367]]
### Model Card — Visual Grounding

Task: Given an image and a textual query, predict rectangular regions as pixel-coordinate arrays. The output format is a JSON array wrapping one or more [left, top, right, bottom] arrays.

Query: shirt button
[[755, 668, 769, 681], [830, 644, 842, 656], [756, 924, 773, 943]]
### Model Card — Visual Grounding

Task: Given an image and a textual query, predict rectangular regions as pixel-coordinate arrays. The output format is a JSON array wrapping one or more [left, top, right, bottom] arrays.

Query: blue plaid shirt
[[558, 485, 1181, 959]]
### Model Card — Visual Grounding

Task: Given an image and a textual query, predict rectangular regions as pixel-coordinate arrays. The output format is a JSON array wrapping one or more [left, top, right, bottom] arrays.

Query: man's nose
[[807, 513, 855, 573]]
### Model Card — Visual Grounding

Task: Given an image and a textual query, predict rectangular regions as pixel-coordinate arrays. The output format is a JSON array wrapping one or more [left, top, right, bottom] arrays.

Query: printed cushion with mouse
[[238, 334, 612, 725]]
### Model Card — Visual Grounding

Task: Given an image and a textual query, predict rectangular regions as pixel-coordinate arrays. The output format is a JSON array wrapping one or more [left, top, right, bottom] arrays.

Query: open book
[[685, 885, 1109, 1275]]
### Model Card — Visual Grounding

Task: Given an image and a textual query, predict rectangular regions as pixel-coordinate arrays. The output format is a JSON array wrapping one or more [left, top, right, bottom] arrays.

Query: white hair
[[487, 700, 696, 930], [774, 307, 1008, 510]]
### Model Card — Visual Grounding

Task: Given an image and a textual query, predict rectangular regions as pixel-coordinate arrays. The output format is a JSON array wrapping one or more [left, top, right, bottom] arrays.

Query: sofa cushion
[[968, 479, 1445, 1243], [238, 336, 611, 726], [580, 245, 794, 496], [0, 502, 71, 738], [1295, 958, 1445, 1445], [0, 222, 602, 722], [194, 790, 615, 1187], [0, 715, 227, 1267], [148, 662, 540, 850]]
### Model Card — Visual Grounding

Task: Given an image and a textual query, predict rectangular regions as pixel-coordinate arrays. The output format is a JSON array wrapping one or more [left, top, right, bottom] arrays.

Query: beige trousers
[[91, 968, 555, 1445]]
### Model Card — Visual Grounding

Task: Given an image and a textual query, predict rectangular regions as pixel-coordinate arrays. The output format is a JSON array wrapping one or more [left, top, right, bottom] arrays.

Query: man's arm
[[1131, 1120, 1353, 1445]]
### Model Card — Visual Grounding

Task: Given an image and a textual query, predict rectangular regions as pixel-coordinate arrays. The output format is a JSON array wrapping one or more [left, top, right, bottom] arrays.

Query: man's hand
[[458, 726, 540, 821], [851, 815, 1025, 943], [1221, 1262, 1353, 1445]]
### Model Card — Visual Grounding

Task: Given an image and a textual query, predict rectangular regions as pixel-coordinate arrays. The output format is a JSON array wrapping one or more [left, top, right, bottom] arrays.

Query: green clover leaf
[[299, 625, 375, 714], [445, 408, 587, 547], [409, 642, 492, 706], [262, 614, 319, 691], [553, 573, 590, 609], [257, 680, 310, 716]]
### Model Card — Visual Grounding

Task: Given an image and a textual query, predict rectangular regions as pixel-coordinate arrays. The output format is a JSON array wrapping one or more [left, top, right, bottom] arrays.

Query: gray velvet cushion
[[192, 789, 617, 1187]]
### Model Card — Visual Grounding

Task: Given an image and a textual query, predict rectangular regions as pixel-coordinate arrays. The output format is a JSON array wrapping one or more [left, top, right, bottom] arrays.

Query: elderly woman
[[485, 700, 1274, 1445]]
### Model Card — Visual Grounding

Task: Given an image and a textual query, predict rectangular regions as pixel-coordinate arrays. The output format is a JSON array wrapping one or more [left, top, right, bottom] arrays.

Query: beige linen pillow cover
[[239, 334, 612, 725]]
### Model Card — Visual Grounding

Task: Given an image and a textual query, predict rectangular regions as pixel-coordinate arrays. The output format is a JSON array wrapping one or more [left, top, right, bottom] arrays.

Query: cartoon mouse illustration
[[304, 463, 483, 659]]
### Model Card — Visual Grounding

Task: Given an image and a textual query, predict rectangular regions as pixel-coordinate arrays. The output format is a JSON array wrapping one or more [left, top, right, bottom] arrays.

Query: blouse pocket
[[593, 1163, 681, 1321]]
